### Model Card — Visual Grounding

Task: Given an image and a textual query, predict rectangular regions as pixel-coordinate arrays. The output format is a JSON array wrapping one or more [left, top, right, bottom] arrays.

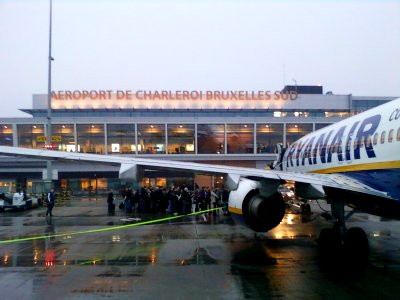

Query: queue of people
[[117, 185, 229, 216]]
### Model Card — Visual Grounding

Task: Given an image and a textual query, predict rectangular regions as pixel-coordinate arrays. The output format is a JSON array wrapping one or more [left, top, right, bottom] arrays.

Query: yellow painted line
[[0, 207, 220, 244], [310, 160, 400, 174], [228, 206, 243, 215]]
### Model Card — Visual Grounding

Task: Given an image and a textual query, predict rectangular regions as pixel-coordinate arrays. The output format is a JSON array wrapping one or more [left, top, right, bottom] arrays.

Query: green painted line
[[0, 207, 221, 244], [79, 258, 103, 265]]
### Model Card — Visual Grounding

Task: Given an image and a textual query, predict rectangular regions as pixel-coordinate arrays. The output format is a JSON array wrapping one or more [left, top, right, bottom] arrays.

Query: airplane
[[0, 98, 399, 265]]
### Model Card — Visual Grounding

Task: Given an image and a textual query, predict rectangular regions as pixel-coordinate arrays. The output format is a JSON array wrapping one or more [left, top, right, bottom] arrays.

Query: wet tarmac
[[1, 196, 400, 299]]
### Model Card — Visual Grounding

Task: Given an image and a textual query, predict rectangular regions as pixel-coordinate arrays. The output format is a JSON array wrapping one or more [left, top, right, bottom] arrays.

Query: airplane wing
[[0, 145, 392, 201]]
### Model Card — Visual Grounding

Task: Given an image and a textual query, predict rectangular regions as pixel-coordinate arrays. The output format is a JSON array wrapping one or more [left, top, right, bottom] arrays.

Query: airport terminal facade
[[0, 86, 397, 193]]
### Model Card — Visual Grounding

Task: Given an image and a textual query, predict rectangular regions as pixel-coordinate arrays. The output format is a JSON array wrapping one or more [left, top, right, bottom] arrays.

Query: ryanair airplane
[[0, 98, 399, 263]]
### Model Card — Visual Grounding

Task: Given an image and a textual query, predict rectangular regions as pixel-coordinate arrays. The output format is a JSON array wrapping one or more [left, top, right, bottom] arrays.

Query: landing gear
[[301, 203, 311, 214], [318, 199, 369, 268], [343, 227, 369, 265]]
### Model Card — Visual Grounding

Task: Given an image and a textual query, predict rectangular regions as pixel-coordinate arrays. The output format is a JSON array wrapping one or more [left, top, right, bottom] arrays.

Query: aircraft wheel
[[343, 227, 369, 266], [318, 228, 341, 264], [300, 204, 306, 214], [305, 203, 311, 214]]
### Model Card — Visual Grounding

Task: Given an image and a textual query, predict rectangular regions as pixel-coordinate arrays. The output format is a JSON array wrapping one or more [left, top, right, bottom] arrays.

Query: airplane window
[[353, 137, 358, 149], [381, 131, 386, 144], [388, 129, 394, 143], [373, 132, 378, 145], [365, 134, 371, 148], [346, 138, 351, 151], [397, 128, 400, 141], [360, 136, 364, 148]]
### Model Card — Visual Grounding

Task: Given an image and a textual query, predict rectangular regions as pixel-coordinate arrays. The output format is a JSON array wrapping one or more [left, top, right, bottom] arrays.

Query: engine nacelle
[[229, 178, 286, 232]]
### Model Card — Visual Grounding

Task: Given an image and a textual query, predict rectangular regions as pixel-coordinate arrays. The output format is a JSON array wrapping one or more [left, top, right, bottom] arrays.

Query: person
[[22, 188, 29, 201], [107, 191, 115, 212], [46, 188, 56, 216], [12, 189, 24, 206], [124, 187, 134, 213], [211, 188, 220, 216]]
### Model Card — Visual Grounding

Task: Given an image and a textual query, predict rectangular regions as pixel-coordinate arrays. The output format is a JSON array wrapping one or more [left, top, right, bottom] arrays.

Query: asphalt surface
[[0, 196, 400, 299]]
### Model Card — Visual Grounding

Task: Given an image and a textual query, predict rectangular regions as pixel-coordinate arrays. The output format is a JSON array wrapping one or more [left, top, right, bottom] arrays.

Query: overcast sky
[[0, 0, 399, 117]]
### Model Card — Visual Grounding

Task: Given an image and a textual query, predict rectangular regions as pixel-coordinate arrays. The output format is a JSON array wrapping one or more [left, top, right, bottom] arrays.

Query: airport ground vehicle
[[0, 192, 38, 211], [278, 184, 311, 214]]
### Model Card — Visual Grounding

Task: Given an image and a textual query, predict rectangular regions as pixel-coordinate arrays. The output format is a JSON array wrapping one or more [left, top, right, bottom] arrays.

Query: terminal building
[[0, 85, 397, 194]]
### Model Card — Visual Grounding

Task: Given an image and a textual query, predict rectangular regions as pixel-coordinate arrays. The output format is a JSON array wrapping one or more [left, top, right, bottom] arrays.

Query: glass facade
[[107, 124, 136, 154], [17, 124, 46, 149], [0, 122, 337, 154], [77, 124, 105, 154], [0, 124, 13, 146], [227, 124, 254, 154], [197, 124, 225, 154], [352, 100, 390, 114], [324, 112, 350, 118], [286, 123, 313, 146], [167, 124, 195, 154], [256, 124, 284, 153], [315, 123, 332, 131], [137, 124, 165, 154], [53, 124, 76, 152], [1, 111, 395, 156]]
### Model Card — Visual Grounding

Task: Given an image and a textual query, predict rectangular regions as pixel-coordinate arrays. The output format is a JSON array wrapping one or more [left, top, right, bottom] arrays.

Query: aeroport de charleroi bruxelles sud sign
[[50, 90, 298, 110], [42, 90, 298, 145], [51, 90, 298, 101]]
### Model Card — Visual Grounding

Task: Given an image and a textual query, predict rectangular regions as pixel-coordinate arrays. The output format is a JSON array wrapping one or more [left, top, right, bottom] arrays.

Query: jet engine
[[228, 178, 286, 232]]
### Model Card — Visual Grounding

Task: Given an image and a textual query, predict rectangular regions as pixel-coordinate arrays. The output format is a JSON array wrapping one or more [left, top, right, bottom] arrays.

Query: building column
[[195, 123, 198, 155], [104, 123, 108, 154], [73, 124, 78, 152], [134, 123, 138, 155], [224, 123, 227, 154], [12, 123, 18, 147], [283, 123, 287, 147], [253, 123, 256, 154], [165, 123, 168, 155]]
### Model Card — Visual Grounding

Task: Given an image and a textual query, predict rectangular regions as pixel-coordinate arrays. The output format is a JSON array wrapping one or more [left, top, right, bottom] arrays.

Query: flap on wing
[[224, 174, 241, 191], [295, 182, 326, 199], [119, 163, 144, 180]]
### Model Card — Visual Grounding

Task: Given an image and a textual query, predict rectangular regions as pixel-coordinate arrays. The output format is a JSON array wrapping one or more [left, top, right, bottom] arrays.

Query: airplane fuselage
[[282, 98, 400, 199]]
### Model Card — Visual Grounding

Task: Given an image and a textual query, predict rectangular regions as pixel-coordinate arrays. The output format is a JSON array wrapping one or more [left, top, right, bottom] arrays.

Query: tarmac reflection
[[1, 196, 400, 299]]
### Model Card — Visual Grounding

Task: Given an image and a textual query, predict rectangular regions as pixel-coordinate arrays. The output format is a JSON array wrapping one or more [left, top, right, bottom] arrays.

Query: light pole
[[46, 0, 54, 184]]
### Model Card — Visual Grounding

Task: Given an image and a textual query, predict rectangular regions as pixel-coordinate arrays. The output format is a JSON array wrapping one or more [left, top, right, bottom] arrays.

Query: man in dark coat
[[46, 188, 56, 216], [107, 191, 115, 212]]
